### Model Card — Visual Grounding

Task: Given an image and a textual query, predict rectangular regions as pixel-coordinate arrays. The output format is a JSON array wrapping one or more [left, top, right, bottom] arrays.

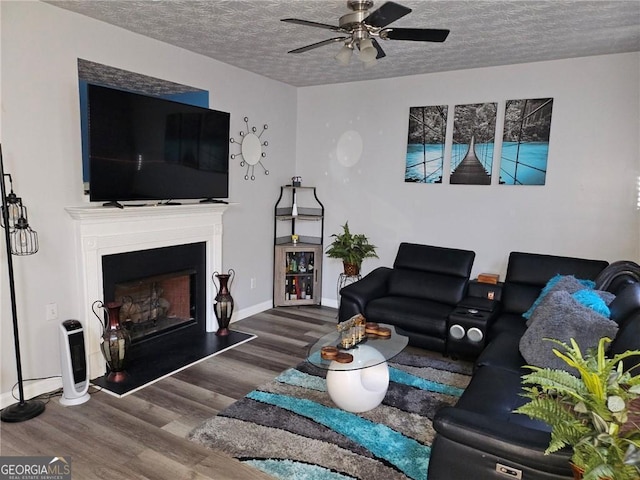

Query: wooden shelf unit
[[273, 185, 324, 306]]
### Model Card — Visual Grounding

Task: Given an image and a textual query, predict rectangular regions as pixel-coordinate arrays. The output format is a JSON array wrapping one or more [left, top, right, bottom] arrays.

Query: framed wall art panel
[[405, 105, 448, 184], [500, 98, 554, 185], [450, 102, 497, 185]]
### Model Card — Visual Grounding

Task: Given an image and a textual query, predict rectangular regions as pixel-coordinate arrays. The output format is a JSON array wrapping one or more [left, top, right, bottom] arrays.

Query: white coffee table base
[[325, 345, 389, 413]]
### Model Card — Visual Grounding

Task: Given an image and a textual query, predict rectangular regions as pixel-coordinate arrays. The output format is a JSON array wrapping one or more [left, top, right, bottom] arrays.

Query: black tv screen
[[87, 84, 230, 202]]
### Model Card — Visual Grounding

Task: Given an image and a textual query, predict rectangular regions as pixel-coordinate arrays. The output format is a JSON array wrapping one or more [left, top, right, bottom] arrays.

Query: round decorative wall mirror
[[230, 117, 269, 180]]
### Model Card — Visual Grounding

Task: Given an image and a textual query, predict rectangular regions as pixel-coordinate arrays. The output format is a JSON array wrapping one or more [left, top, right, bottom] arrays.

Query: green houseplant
[[325, 222, 378, 276], [515, 337, 640, 480]]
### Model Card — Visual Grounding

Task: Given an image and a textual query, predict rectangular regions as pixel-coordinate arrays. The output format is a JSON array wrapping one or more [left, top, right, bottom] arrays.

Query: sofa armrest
[[433, 406, 572, 474], [338, 267, 392, 322]]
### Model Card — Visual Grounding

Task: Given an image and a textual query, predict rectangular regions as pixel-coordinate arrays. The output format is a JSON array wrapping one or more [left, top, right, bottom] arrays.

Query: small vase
[[212, 269, 235, 336], [93, 300, 131, 383]]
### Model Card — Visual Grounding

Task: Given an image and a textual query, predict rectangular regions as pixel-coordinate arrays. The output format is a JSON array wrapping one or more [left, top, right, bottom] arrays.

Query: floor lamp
[[0, 144, 44, 422]]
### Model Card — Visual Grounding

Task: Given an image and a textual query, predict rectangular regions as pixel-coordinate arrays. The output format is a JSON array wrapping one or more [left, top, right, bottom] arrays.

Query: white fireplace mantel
[[66, 203, 229, 378]]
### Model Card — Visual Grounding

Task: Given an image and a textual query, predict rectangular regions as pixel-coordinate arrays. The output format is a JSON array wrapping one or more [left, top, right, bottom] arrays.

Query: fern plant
[[515, 337, 640, 480], [325, 222, 378, 270]]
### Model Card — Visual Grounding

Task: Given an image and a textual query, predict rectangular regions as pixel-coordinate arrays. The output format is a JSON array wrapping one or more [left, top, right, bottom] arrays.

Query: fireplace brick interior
[[115, 270, 195, 342], [102, 242, 206, 345]]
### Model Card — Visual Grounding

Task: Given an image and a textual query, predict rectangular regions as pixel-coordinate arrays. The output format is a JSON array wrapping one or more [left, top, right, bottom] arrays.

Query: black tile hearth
[[92, 329, 255, 397]]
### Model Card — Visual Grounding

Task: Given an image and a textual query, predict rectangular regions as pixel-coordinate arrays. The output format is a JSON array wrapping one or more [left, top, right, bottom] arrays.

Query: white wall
[[296, 53, 640, 298], [0, 1, 296, 397]]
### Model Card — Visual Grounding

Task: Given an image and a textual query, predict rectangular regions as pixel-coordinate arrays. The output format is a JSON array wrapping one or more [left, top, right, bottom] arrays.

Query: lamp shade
[[6, 195, 20, 226], [335, 45, 353, 66], [10, 207, 38, 256], [0, 189, 20, 229], [363, 57, 378, 69], [358, 38, 377, 63]]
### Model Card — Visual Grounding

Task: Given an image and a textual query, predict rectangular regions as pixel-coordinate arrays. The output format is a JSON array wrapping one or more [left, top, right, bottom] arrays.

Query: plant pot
[[570, 463, 612, 480], [343, 262, 360, 276], [570, 463, 584, 480]]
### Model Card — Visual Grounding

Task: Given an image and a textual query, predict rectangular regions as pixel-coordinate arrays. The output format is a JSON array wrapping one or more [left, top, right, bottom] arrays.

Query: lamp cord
[[9, 375, 103, 403], [10, 375, 62, 403]]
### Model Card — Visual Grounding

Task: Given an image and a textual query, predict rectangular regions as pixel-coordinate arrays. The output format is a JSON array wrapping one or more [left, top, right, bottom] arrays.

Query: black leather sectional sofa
[[338, 246, 640, 480]]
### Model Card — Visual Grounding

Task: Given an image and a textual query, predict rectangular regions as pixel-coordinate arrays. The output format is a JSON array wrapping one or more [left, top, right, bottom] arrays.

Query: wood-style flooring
[[0, 306, 341, 480]]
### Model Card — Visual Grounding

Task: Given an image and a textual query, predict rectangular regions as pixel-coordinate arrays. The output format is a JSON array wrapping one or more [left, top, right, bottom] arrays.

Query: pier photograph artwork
[[450, 102, 497, 185]]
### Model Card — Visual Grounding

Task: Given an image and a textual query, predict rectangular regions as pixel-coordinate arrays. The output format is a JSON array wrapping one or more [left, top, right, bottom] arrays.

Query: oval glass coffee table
[[307, 324, 408, 413]]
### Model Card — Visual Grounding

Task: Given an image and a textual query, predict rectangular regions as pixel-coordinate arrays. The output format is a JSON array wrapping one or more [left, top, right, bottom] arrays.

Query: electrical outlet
[[45, 303, 58, 321], [250, 277, 256, 289]]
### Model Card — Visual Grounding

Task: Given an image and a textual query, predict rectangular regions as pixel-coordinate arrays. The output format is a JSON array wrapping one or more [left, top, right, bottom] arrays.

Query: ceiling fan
[[281, 0, 450, 65]]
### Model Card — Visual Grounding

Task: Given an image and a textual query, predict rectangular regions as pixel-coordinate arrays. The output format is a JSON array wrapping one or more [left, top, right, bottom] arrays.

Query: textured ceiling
[[47, 0, 640, 87]]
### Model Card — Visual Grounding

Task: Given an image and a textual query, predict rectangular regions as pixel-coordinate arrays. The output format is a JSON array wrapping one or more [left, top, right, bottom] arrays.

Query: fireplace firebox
[[102, 242, 206, 345]]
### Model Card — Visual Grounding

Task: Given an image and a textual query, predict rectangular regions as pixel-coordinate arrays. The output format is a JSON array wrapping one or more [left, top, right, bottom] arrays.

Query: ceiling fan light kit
[[358, 38, 377, 62], [282, 0, 450, 66], [335, 44, 354, 65], [363, 57, 378, 69]]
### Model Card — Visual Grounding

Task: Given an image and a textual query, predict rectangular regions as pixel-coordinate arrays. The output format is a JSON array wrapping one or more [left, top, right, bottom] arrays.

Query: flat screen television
[[86, 84, 230, 203]]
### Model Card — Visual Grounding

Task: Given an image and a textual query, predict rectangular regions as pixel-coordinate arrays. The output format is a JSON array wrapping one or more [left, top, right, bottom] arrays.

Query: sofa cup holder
[[454, 308, 485, 318]]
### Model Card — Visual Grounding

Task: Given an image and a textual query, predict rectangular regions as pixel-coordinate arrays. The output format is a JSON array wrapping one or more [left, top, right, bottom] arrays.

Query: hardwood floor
[[0, 306, 340, 480]]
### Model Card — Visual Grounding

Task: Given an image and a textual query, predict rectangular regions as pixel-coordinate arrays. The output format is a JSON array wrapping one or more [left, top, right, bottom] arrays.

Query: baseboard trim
[[322, 297, 338, 309], [0, 377, 62, 410], [234, 298, 338, 319], [234, 300, 273, 322]]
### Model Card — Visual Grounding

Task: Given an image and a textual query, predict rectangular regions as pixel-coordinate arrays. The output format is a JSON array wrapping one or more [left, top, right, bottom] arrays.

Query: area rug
[[188, 350, 473, 480]]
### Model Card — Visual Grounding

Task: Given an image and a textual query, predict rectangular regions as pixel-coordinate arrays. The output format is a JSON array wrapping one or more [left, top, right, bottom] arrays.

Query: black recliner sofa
[[338, 242, 475, 352], [427, 252, 640, 480]]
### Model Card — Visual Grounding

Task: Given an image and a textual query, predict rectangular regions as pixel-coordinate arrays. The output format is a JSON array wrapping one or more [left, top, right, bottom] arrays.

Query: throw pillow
[[523, 274, 596, 323], [519, 290, 618, 372], [572, 289, 615, 318]]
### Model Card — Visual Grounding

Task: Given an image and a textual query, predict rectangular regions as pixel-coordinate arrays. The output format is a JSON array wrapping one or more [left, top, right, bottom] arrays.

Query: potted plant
[[325, 222, 378, 276], [515, 337, 640, 480]]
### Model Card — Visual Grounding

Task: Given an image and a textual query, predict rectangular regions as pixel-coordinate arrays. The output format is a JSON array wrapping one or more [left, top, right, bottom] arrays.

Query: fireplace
[[102, 242, 206, 345], [116, 270, 195, 341], [66, 203, 228, 379]]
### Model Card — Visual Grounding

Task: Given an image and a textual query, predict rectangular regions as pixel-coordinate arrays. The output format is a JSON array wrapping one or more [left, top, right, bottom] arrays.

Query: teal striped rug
[[188, 350, 472, 480]]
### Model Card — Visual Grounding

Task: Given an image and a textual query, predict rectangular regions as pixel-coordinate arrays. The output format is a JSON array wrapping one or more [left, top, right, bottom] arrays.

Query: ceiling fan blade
[[287, 37, 348, 54], [364, 1, 411, 28], [371, 39, 386, 59], [384, 28, 450, 42], [281, 18, 342, 32]]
